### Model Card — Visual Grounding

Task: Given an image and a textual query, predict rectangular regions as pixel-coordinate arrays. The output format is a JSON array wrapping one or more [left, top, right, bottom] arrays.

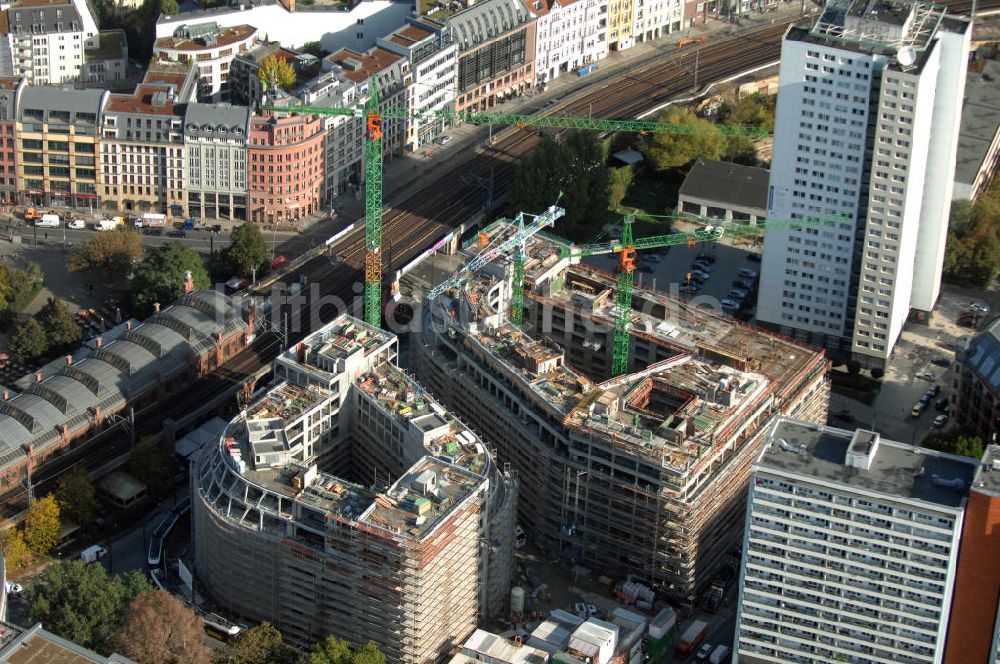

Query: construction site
[[400, 222, 830, 607], [192, 315, 517, 663]]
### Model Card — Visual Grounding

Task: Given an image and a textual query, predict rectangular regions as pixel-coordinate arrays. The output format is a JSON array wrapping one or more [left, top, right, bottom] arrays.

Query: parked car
[[933, 414, 949, 428], [931, 357, 951, 367], [680, 284, 700, 294], [167, 229, 187, 238], [739, 267, 759, 279], [211, 224, 223, 233], [747, 253, 762, 262], [833, 409, 854, 423], [931, 384, 941, 396], [733, 278, 755, 290], [144, 228, 163, 236], [969, 301, 990, 315], [916, 371, 937, 381], [720, 299, 740, 310], [644, 254, 661, 263], [696, 253, 717, 264], [911, 403, 923, 417], [689, 269, 711, 281], [935, 397, 950, 411], [692, 260, 712, 272], [67, 219, 86, 230], [437, 135, 453, 145], [695, 643, 714, 662], [958, 318, 978, 328], [729, 288, 750, 300]]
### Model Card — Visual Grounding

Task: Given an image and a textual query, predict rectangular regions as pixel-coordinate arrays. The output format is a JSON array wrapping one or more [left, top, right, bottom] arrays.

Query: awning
[[170, 204, 183, 210]]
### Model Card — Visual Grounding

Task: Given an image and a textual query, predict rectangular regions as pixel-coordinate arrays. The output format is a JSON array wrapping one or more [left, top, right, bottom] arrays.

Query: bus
[[146, 498, 192, 566], [202, 613, 242, 640]]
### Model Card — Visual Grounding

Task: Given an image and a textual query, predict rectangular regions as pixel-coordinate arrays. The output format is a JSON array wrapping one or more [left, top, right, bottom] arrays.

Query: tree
[[110, 591, 211, 664], [305, 636, 352, 664], [351, 642, 386, 664], [300, 41, 329, 58], [642, 108, 726, 171], [129, 243, 211, 318], [70, 230, 144, 279], [921, 428, 985, 460], [222, 622, 298, 664], [0, 528, 31, 571], [225, 224, 270, 280], [723, 134, 758, 166], [128, 437, 172, 500], [35, 297, 82, 350], [56, 468, 98, 530], [0, 262, 44, 319], [161, 0, 179, 14], [607, 165, 635, 210], [9, 317, 48, 363], [23, 494, 60, 555], [28, 561, 152, 650], [258, 54, 296, 92], [716, 93, 777, 134], [511, 131, 609, 240]]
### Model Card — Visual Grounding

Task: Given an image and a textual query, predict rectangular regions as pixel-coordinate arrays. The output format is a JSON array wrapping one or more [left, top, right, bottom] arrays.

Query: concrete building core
[[401, 225, 830, 606], [192, 315, 517, 663]]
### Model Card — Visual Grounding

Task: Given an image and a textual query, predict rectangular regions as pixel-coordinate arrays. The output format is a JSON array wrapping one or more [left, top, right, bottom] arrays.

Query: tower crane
[[551, 214, 847, 376], [264, 76, 769, 329]]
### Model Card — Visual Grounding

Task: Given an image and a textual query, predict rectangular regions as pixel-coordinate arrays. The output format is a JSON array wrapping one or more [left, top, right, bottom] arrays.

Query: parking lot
[[584, 240, 762, 316]]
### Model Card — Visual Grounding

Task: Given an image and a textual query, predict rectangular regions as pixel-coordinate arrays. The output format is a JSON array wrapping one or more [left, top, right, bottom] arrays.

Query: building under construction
[[192, 315, 517, 663], [402, 228, 829, 605]]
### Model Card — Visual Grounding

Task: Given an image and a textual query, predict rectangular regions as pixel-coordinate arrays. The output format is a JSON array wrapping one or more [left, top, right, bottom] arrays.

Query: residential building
[[100, 83, 186, 216], [0, 290, 250, 512], [378, 16, 456, 150], [82, 29, 129, 87], [0, 621, 136, 663], [756, 0, 971, 370], [153, 22, 258, 102], [403, 225, 829, 605], [16, 86, 106, 209], [943, 444, 1000, 664], [295, 69, 363, 201], [733, 418, 979, 663], [607, 0, 635, 50], [448, 0, 536, 113], [527, 0, 607, 86], [142, 59, 199, 103], [0, 76, 24, 205], [182, 102, 249, 220], [230, 42, 316, 108], [326, 46, 408, 156], [954, 318, 1000, 444], [953, 59, 1000, 201], [3, 0, 86, 85], [676, 157, 769, 223], [247, 105, 325, 224], [634, 0, 681, 43], [192, 315, 517, 660]]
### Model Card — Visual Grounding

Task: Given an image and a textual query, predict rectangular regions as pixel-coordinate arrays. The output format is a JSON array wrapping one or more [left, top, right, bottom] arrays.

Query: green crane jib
[[427, 203, 566, 302], [262, 77, 769, 328], [558, 214, 846, 375]]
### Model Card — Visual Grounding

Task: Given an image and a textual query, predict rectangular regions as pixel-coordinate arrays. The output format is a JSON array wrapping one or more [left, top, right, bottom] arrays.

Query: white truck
[[708, 645, 731, 664], [137, 212, 166, 228], [35, 213, 60, 228], [80, 544, 107, 563], [94, 219, 120, 232]]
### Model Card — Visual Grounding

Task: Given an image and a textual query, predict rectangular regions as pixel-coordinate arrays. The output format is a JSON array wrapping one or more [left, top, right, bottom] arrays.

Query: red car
[[270, 255, 289, 270]]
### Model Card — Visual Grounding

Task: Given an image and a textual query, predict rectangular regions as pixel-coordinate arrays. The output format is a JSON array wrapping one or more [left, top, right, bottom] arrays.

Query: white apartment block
[[296, 70, 364, 202], [4, 2, 85, 85], [735, 418, 978, 664], [634, 0, 682, 44], [153, 22, 258, 102], [528, 0, 608, 84], [756, 0, 970, 370], [379, 17, 456, 150]]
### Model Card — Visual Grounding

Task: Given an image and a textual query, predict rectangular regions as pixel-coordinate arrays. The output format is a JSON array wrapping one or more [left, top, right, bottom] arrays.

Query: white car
[[437, 135, 453, 145], [916, 371, 937, 381], [969, 302, 990, 315], [933, 414, 949, 428], [5, 581, 22, 595], [514, 525, 526, 549], [67, 219, 86, 230], [721, 299, 740, 310]]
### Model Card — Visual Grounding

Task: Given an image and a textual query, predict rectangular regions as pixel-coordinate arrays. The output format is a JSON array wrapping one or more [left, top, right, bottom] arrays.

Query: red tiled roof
[[327, 47, 403, 83], [0, 77, 20, 90], [105, 85, 179, 115], [154, 24, 256, 52]]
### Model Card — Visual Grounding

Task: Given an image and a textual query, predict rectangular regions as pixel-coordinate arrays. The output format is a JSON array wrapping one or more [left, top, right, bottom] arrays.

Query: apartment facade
[[734, 418, 978, 663], [17, 86, 105, 208], [326, 47, 408, 156], [4, 0, 85, 85], [607, 0, 635, 50], [294, 69, 363, 201], [100, 84, 185, 215], [756, 1, 970, 370], [183, 102, 249, 220], [528, 0, 607, 85], [247, 107, 325, 224], [192, 316, 517, 661], [379, 17, 456, 150], [634, 0, 682, 42], [0, 77, 24, 205], [81, 30, 128, 87], [448, 0, 536, 113], [954, 318, 1000, 444], [405, 227, 829, 605], [153, 22, 258, 102]]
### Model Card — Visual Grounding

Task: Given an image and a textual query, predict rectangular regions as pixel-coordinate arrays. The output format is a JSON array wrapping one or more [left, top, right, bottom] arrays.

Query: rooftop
[[105, 85, 180, 116], [142, 60, 195, 90], [678, 157, 769, 211], [954, 59, 1000, 188], [757, 418, 979, 509], [388, 23, 433, 45], [960, 316, 1000, 393], [973, 444, 1000, 497], [447, 0, 531, 51], [154, 24, 256, 52], [0, 77, 22, 91], [0, 622, 136, 663], [463, 630, 549, 664], [84, 30, 127, 61], [326, 46, 405, 83]]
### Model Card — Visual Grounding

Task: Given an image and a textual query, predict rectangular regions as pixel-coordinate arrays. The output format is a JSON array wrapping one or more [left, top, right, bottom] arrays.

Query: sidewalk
[[332, 2, 809, 222]]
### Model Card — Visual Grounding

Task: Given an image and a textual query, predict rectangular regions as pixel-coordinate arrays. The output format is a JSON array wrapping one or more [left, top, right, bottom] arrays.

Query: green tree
[[128, 437, 171, 500], [55, 468, 98, 530], [511, 131, 609, 240], [943, 197, 1000, 287], [723, 134, 758, 166], [223, 622, 298, 664], [9, 317, 48, 363], [28, 561, 153, 650], [921, 428, 985, 459], [129, 243, 211, 318], [225, 224, 270, 280], [716, 93, 777, 134], [70, 230, 144, 279], [0, 528, 31, 571], [23, 494, 60, 555], [351, 642, 386, 664], [161, 0, 179, 13], [642, 108, 726, 171], [0, 262, 44, 319], [607, 165, 635, 210], [300, 41, 329, 58], [304, 636, 352, 664], [35, 297, 82, 350], [258, 54, 296, 91], [955, 435, 985, 459], [110, 591, 211, 664]]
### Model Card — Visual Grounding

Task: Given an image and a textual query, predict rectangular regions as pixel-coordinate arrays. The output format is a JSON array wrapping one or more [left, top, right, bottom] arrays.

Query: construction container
[[511, 586, 525, 615]]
